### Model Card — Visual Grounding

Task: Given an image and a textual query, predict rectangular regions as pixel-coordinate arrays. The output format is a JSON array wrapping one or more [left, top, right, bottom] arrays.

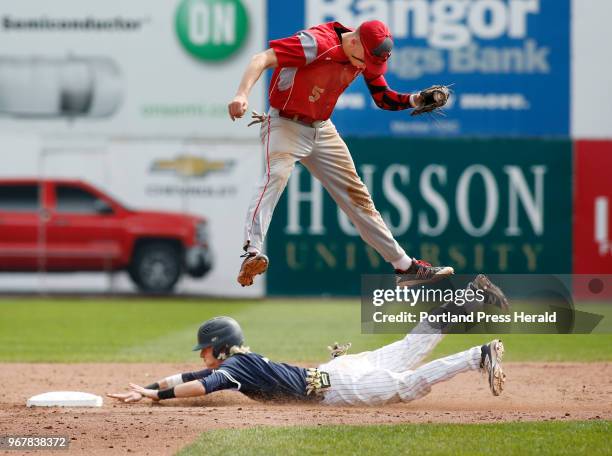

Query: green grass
[[0, 298, 610, 362], [177, 421, 611, 456], [2, 299, 609, 455]]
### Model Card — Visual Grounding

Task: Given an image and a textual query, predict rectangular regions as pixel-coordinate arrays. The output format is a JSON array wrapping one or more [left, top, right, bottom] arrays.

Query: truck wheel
[[129, 242, 181, 294]]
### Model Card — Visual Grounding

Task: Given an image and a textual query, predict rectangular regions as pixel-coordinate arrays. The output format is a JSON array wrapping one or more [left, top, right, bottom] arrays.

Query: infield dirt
[[1, 362, 610, 455]]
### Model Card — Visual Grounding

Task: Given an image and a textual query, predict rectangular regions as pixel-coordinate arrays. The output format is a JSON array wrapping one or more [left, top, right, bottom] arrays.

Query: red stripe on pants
[[248, 119, 272, 241]]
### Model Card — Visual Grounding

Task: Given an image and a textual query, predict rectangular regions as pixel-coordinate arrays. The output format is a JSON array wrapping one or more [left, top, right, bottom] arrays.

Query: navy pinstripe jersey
[[182, 353, 310, 401]]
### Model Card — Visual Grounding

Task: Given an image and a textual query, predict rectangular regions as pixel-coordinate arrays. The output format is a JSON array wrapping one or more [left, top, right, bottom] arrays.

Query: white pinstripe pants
[[318, 322, 482, 406], [243, 109, 406, 263]]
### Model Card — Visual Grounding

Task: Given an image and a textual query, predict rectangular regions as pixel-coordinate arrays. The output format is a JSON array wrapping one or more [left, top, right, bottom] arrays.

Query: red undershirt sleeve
[[364, 73, 415, 111]]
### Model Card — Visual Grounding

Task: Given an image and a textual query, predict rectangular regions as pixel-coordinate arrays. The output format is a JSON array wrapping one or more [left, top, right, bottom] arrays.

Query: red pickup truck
[[0, 179, 212, 293]]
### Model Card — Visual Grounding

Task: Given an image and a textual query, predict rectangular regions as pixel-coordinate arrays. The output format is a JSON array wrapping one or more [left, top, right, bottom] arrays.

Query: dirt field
[[1, 362, 610, 455]]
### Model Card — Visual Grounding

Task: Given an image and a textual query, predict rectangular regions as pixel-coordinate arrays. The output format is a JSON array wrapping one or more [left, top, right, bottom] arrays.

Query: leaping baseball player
[[108, 275, 509, 406], [227, 20, 452, 288]]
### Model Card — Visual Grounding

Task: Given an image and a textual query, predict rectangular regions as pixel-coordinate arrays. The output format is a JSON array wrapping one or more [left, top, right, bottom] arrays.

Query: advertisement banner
[[0, 136, 263, 297], [574, 141, 612, 274], [572, 0, 612, 139], [0, 0, 264, 138], [267, 0, 570, 137], [267, 138, 572, 295]]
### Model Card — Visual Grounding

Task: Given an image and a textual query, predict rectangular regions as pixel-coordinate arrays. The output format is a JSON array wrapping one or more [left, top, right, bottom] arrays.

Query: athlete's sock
[[247, 245, 261, 255], [392, 255, 412, 271]]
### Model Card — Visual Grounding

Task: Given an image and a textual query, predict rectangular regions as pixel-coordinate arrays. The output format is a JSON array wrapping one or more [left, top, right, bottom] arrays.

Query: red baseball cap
[[359, 20, 393, 73]]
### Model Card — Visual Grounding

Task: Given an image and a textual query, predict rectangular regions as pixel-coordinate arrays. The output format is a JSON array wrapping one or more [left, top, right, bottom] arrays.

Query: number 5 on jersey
[[309, 86, 325, 103]]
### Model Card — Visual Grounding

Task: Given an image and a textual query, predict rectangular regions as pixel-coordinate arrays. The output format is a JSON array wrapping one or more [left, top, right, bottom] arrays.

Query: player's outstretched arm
[[133, 381, 206, 400], [107, 369, 212, 403], [228, 48, 278, 121], [364, 74, 422, 111], [107, 381, 207, 403], [142, 369, 213, 390]]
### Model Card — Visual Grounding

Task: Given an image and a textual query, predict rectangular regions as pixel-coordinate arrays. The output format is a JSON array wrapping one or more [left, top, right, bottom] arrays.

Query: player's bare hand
[[228, 94, 249, 121], [106, 391, 143, 403], [129, 383, 159, 401]]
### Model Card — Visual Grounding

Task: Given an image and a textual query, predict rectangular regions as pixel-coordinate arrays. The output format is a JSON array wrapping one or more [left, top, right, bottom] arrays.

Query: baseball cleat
[[395, 259, 454, 287], [237, 252, 269, 287], [480, 339, 506, 396], [468, 274, 510, 311]]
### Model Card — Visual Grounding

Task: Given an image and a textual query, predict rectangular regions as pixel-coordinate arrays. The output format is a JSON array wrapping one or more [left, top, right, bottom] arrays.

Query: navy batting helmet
[[192, 316, 244, 358]]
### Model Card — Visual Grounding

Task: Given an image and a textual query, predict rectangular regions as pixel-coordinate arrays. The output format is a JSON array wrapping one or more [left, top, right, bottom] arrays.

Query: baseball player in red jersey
[[228, 20, 453, 288]]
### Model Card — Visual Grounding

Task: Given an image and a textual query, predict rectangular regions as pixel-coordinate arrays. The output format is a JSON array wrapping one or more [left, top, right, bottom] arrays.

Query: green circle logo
[[175, 0, 249, 61]]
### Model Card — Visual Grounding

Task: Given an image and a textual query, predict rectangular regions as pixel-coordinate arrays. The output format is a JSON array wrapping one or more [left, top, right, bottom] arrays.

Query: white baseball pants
[[318, 322, 482, 406], [243, 109, 406, 263]]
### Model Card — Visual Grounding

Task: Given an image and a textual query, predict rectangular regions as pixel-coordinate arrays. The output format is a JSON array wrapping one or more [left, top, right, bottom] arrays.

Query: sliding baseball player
[[108, 275, 508, 406]]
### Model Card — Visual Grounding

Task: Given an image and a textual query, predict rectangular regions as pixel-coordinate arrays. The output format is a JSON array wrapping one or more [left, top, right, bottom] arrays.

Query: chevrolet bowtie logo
[[151, 155, 232, 178]]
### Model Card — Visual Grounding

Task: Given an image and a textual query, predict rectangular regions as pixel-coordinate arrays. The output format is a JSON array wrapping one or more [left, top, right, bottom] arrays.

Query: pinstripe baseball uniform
[[243, 21, 418, 265], [317, 322, 481, 406]]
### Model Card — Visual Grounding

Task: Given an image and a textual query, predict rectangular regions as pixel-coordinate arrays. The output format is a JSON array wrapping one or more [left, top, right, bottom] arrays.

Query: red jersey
[[269, 22, 377, 122]]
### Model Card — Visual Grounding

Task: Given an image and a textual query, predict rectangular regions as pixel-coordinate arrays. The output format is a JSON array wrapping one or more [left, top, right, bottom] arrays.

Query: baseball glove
[[411, 85, 450, 116], [327, 341, 352, 358]]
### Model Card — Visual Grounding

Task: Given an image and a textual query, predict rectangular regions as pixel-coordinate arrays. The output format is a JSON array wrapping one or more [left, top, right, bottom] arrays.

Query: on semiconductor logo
[[175, 0, 248, 61]]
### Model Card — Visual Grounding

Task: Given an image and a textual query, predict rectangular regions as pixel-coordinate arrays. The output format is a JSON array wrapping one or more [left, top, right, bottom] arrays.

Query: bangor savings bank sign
[[266, 139, 572, 295], [269, 0, 570, 137]]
